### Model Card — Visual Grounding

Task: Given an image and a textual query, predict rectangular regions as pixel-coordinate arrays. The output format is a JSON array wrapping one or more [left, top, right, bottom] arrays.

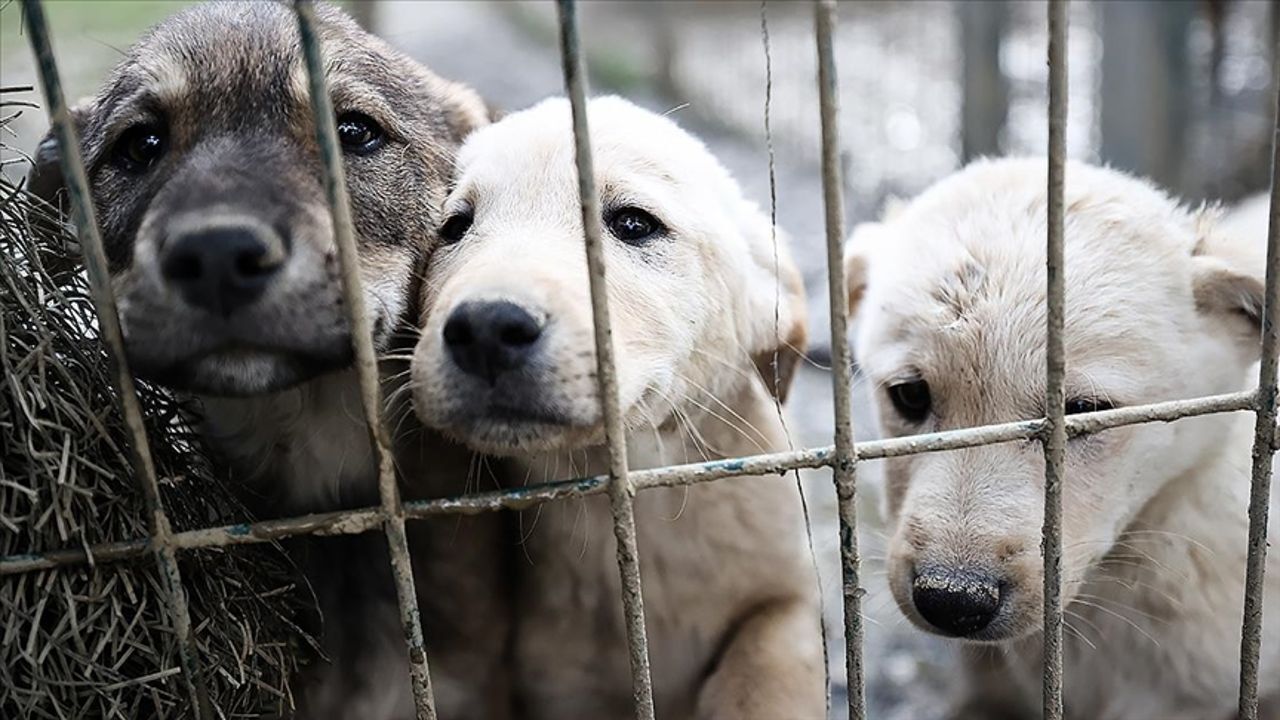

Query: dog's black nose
[[443, 301, 543, 385], [161, 225, 283, 316], [911, 567, 1003, 637]]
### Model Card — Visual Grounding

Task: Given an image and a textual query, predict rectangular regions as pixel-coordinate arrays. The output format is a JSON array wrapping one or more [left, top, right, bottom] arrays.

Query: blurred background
[[2, 1, 1277, 717]]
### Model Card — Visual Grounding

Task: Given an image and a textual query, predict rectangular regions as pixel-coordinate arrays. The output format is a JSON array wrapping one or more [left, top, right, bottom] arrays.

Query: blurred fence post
[[960, 0, 1009, 162], [1099, 0, 1194, 193]]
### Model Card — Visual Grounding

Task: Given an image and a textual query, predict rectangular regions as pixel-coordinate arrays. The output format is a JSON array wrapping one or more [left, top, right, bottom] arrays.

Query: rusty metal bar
[[814, 2, 865, 717], [554, 1, 656, 717], [18, 2, 213, 716], [2, 389, 1261, 576], [1042, 2, 1069, 718], [1238, 44, 1280, 720], [292, 2, 437, 717]]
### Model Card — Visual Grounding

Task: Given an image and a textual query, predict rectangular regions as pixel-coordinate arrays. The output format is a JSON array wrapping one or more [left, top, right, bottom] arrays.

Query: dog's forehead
[[459, 97, 717, 202], [101, 3, 401, 128], [861, 170, 1195, 401], [132, 3, 300, 98]]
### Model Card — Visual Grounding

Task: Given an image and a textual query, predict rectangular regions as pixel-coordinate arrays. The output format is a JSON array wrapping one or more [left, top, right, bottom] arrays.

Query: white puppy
[[844, 158, 1278, 719], [410, 96, 824, 719]]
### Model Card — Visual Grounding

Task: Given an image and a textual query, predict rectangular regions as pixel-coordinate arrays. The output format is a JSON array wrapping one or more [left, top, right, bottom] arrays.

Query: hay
[[1, 88, 316, 719]]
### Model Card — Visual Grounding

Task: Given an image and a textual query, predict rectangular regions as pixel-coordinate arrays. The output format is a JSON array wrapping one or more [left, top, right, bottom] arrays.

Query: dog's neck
[[195, 369, 379, 516]]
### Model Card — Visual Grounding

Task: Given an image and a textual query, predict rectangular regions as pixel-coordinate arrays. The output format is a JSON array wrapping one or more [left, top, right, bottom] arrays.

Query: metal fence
[[3, 0, 1277, 719]]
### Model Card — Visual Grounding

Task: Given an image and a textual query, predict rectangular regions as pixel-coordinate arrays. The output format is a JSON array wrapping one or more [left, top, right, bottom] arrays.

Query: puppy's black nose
[[911, 567, 1002, 637], [161, 225, 283, 316], [443, 301, 543, 385]]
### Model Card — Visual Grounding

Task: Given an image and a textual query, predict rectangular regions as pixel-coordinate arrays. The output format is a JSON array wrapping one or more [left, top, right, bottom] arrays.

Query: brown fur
[[30, 4, 508, 718]]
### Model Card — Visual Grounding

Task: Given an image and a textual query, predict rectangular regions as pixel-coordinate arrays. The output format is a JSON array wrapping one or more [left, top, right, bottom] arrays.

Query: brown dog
[[30, 4, 508, 718]]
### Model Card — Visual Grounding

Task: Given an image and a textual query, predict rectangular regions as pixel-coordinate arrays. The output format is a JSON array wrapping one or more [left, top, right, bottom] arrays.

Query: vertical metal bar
[[815, 2, 865, 717], [554, 2, 656, 717], [1238, 47, 1280, 720], [293, 3, 437, 718], [1042, 1, 1069, 719], [19, 3, 213, 717]]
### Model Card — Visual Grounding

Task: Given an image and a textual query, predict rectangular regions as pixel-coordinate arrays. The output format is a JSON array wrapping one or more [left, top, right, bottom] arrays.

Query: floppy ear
[[843, 221, 889, 320], [748, 245, 808, 404], [28, 125, 69, 212], [1191, 211, 1268, 351], [26, 100, 93, 214], [1192, 254, 1266, 348], [440, 79, 491, 141], [734, 205, 808, 404], [25, 102, 94, 273]]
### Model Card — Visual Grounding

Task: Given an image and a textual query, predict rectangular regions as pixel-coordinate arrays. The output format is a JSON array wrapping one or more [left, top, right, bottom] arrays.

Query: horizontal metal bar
[[2, 389, 1259, 576], [0, 509, 387, 574]]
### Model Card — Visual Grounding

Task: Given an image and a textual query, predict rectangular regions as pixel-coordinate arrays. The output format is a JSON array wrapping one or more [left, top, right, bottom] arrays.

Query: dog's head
[[409, 97, 805, 455], [844, 158, 1265, 643], [29, 2, 486, 396]]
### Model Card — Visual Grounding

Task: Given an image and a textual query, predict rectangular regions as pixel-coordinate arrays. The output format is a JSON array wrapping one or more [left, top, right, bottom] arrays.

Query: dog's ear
[[1191, 253, 1265, 349], [1191, 216, 1266, 351], [843, 221, 889, 320], [25, 102, 94, 273], [735, 207, 808, 404], [445, 82, 491, 140], [748, 248, 807, 405], [28, 125, 69, 212], [27, 100, 93, 213]]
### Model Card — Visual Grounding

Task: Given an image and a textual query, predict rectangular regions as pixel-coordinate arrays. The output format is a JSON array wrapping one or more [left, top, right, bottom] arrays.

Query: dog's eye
[[1065, 397, 1113, 415], [439, 211, 473, 245], [336, 112, 386, 155], [887, 379, 931, 423], [606, 207, 664, 246], [113, 124, 166, 172]]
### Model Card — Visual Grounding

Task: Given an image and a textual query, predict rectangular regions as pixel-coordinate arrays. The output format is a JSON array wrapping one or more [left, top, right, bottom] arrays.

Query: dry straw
[[0, 87, 316, 719]]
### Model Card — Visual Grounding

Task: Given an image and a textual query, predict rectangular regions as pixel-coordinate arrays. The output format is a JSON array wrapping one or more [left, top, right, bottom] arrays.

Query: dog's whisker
[[1068, 597, 1162, 648]]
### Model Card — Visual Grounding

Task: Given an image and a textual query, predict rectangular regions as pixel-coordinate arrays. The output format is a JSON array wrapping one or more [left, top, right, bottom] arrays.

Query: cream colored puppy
[[410, 96, 824, 719], [844, 157, 1278, 719]]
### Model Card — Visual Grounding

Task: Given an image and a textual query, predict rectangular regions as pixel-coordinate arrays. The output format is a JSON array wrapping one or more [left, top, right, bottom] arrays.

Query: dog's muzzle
[[442, 300, 544, 386], [160, 220, 286, 317]]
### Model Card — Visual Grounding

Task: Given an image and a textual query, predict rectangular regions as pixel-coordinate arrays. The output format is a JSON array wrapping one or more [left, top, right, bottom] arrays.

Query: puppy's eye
[[1065, 397, 1114, 415], [336, 112, 386, 155], [606, 207, 664, 246], [113, 124, 166, 172], [438, 211, 473, 245], [887, 379, 931, 423]]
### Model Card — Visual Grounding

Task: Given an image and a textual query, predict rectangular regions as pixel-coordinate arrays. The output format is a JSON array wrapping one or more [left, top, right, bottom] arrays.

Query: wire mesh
[[3, 0, 1276, 718]]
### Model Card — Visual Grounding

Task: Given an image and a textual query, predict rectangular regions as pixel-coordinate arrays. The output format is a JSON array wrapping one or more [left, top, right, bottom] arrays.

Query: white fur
[[411, 96, 823, 719], [844, 158, 1278, 719]]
